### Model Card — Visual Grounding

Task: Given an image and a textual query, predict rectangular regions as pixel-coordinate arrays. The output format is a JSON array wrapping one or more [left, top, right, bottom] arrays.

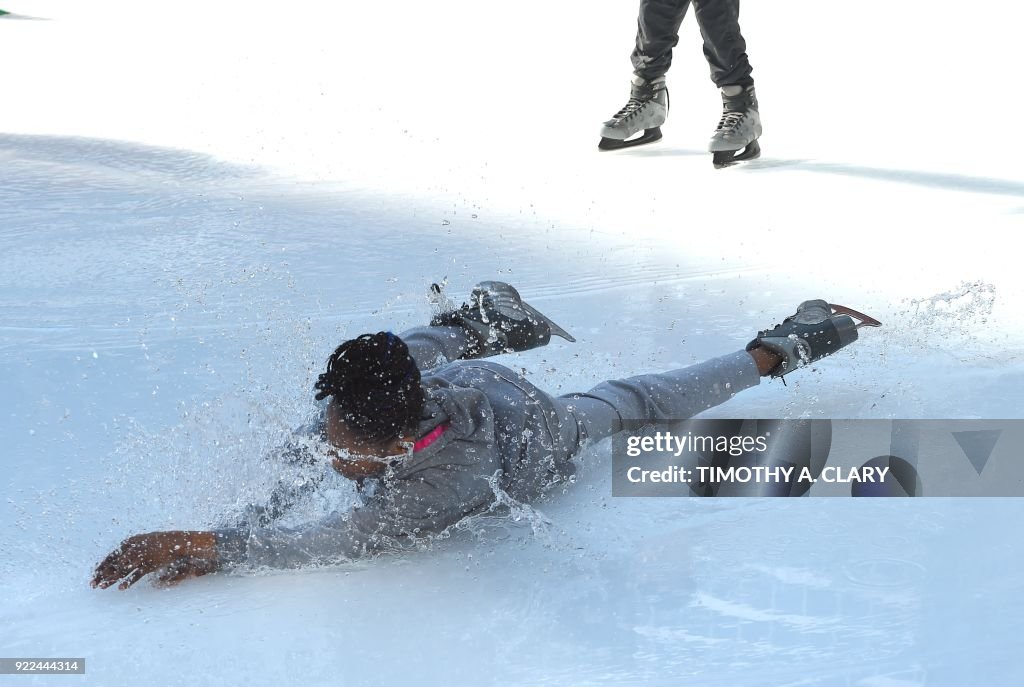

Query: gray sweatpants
[[552, 349, 763, 460], [632, 0, 754, 88]]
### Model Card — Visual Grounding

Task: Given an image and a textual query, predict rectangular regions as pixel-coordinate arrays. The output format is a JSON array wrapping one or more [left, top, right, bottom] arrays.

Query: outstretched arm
[[93, 470, 493, 587], [211, 467, 493, 570], [89, 513, 384, 590], [91, 505, 397, 589], [211, 504, 406, 570]]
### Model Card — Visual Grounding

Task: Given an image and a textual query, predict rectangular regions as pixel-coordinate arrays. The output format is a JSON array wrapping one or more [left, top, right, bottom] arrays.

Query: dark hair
[[314, 332, 425, 444]]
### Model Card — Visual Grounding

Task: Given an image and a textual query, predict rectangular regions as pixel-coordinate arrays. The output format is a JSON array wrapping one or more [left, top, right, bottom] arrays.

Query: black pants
[[631, 0, 753, 88]]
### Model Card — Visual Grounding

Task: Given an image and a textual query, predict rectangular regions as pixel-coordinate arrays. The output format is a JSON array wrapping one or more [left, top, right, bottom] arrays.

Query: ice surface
[[1, 1, 1023, 685]]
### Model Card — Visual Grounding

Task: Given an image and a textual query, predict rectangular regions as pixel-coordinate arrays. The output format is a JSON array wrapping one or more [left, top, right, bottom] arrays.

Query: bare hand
[[154, 556, 220, 587], [91, 531, 217, 590]]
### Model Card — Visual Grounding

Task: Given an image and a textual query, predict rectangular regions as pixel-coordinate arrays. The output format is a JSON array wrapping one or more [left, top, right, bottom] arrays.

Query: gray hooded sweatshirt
[[213, 326, 762, 569]]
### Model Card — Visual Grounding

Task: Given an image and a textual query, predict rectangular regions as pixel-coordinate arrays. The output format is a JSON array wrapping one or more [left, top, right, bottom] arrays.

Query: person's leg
[[553, 350, 762, 457], [631, 0, 693, 81], [600, 0, 689, 150], [692, 0, 759, 164], [552, 395, 623, 453], [691, 0, 753, 88]]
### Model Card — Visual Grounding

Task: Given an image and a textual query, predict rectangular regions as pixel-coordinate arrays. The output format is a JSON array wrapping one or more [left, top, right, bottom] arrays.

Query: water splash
[[873, 280, 1002, 364], [902, 280, 997, 335]]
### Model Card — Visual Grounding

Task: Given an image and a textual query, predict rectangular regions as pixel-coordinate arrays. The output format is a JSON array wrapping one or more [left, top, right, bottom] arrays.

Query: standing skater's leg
[[631, 0, 692, 82], [691, 0, 752, 89], [692, 0, 762, 167], [598, 0, 691, 150]]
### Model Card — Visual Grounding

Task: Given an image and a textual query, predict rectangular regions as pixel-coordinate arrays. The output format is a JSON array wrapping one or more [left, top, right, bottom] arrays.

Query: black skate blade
[[521, 302, 577, 343], [712, 140, 761, 168], [598, 127, 662, 151]]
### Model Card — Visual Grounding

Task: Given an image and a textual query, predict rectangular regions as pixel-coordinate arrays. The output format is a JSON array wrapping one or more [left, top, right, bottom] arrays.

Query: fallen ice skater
[[91, 282, 877, 590]]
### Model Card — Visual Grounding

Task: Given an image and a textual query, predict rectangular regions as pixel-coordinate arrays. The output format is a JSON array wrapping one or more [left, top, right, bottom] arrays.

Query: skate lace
[[716, 110, 746, 132], [614, 98, 645, 121]]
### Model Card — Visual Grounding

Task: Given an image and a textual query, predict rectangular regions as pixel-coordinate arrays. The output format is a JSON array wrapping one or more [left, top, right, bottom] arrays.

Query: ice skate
[[598, 76, 669, 151], [709, 84, 762, 168], [431, 281, 576, 359], [747, 300, 881, 378]]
